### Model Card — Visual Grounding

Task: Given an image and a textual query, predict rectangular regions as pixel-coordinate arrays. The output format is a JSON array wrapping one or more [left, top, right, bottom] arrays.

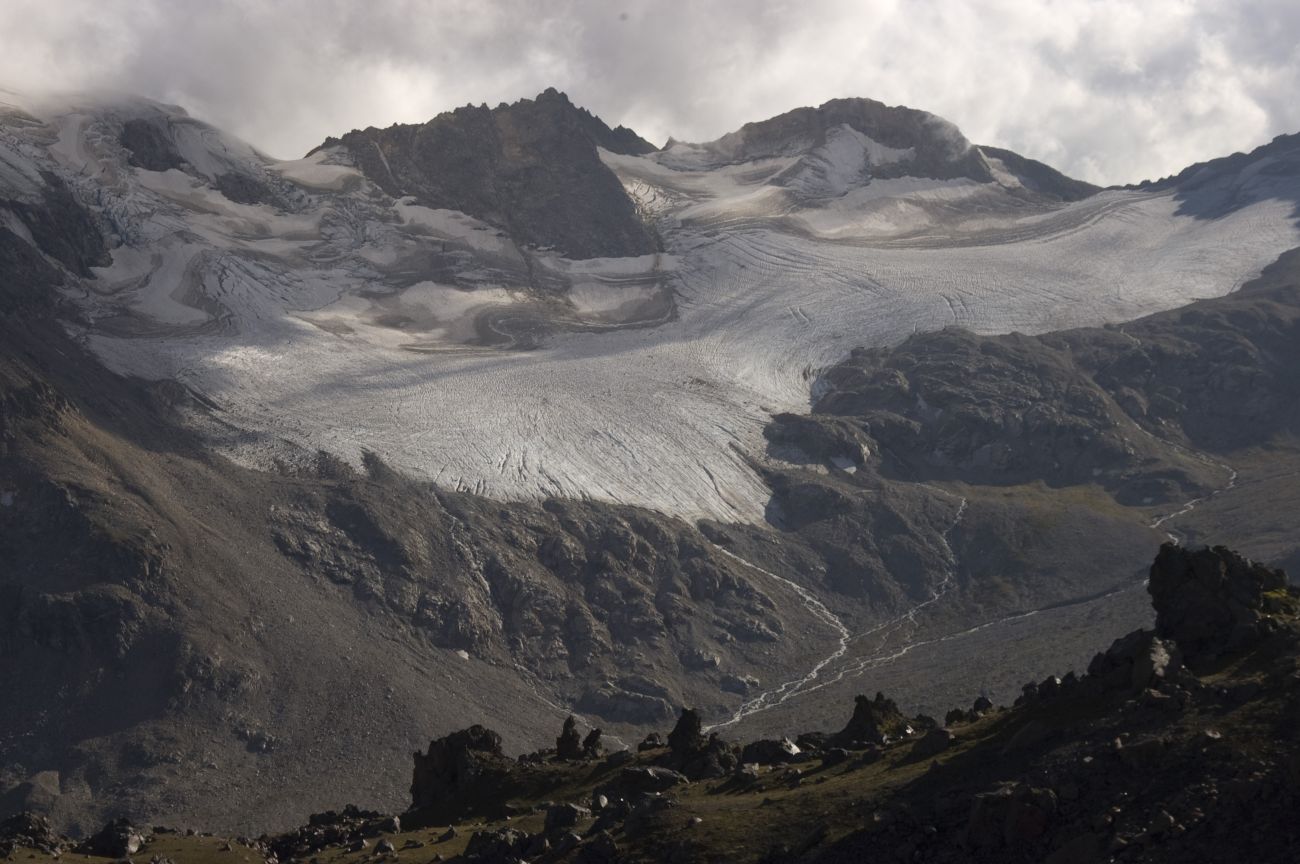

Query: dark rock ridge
[[322, 88, 658, 259]]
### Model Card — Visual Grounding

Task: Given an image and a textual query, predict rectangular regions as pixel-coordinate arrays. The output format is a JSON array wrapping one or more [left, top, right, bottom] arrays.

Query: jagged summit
[[316, 88, 658, 258]]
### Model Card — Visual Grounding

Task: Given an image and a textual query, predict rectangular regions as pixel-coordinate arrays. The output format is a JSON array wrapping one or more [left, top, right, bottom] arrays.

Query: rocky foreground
[[4, 543, 1298, 863]]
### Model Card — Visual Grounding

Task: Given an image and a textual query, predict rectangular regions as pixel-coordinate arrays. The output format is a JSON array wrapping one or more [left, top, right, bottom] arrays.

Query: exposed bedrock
[[326, 88, 658, 259]]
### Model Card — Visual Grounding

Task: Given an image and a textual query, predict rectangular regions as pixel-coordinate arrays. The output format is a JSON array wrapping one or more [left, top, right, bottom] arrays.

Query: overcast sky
[[2, 0, 1298, 185]]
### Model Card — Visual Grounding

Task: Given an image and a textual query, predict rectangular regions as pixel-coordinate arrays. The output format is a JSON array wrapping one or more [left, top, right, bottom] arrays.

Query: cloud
[[1, 0, 1297, 184]]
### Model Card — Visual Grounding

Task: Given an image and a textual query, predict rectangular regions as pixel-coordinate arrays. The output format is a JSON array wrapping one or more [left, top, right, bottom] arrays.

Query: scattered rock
[[0, 812, 61, 855]]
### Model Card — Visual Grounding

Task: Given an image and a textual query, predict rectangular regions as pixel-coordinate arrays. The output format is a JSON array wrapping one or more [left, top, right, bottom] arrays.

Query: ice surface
[[8, 96, 1300, 523]]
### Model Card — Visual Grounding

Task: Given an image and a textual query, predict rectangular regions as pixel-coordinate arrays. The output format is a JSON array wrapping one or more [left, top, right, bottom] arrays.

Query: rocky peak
[[1148, 543, 1297, 668], [323, 89, 658, 259]]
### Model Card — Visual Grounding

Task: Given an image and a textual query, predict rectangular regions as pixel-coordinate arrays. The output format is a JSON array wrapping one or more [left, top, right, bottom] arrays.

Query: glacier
[[4, 90, 1299, 523]]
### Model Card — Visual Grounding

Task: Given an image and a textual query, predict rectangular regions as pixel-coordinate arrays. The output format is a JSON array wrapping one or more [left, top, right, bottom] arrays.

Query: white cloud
[[1, 0, 1297, 184]]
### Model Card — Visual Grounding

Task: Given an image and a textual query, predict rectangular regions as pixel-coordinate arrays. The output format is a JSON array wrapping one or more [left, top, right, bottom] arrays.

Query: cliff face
[[326, 88, 658, 259]]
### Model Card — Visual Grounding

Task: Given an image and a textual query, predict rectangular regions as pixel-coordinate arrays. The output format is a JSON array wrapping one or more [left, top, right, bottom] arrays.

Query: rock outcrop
[[1148, 543, 1297, 667], [556, 716, 583, 761], [324, 88, 658, 259], [410, 725, 515, 816], [831, 692, 911, 746]]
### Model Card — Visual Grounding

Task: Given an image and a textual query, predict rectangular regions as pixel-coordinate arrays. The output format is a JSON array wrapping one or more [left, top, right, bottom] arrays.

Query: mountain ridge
[[3, 84, 1300, 837]]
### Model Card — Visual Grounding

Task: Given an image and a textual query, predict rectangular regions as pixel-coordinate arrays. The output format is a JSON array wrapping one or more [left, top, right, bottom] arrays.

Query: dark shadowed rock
[[2, 172, 109, 276], [0, 227, 63, 314], [964, 783, 1056, 850], [544, 802, 590, 833], [268, 805, 398, 860], [557, 715, 583, 760], [666, 708, 705, 757], [911, 727, 955, 759], [0, 812, 61, 855], [739, 738, 802, 765], [637, 732, 664, 752], [463, 826, 527, 862], [79, 818, 147, 858], [831, 693, 911, 746], [325, 89, 657, 259], [581, 727, 604, 759], [410, 725, 512, 813], [614, 766, 689, 794], [119, 118, 184, 172], [1149, 543, 1297, 667]]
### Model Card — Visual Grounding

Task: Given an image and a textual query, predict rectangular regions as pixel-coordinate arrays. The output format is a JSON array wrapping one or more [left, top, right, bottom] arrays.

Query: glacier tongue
[[8, 95, 1300, 523]]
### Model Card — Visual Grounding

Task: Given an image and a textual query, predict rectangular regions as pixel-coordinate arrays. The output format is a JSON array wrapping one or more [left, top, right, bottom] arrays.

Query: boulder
[[410, 725, 517, 815], [821, 747, 851, 767], [637, 732, 665, 752], [581, 728, 604, 759], [79, 818, 147, 858], [1148, 543, 1295, 667], [667, 708, 705, 756], [795, 731, 828, 752], [557, 715, 584, 760], [603, 749, 635, 769], [615, 766, 689, 794], [831, 692, 911, 745], [463, 826, 527, 862], [739, 738, 802, 765], [544, 803, 591, 833], [911, 727, 955, 759]]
